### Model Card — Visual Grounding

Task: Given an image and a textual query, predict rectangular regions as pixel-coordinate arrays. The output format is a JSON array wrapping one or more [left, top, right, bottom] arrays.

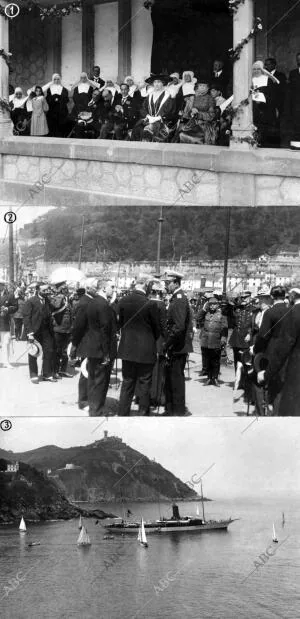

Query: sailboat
[[137, 518, 148, 548], [78, 515, 83, 530], [19, 517, 27, 533], [77, 525, 91, 547], [196, 505, 200, 517], [272, 523, 278, 543], [282, 512, 285, 528]]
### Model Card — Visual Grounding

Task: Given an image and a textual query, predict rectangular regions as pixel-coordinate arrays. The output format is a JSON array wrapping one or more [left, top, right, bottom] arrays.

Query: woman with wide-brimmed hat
[[175, 74, 218, 145], [131, 73, 175, 142]]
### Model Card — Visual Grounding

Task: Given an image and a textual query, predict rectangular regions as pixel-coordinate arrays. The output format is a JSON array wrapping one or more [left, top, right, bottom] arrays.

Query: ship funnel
[[172, 504, 180, 519]]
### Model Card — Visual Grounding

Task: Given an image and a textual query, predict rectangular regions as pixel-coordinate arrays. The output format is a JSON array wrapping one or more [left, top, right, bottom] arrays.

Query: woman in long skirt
[[26, 86, 49, 136]]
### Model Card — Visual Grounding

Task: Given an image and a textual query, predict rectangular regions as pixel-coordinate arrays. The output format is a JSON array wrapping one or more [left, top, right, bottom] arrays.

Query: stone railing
[[0, 137, 300, 206]]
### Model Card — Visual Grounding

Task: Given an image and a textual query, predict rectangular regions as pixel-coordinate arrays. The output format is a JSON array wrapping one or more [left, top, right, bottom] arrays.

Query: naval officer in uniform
[[163, 271, 193, 415]]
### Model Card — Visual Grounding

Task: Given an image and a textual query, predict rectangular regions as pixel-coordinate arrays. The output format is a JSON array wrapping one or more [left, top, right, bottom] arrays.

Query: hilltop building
[[5, 461, 19, 473]]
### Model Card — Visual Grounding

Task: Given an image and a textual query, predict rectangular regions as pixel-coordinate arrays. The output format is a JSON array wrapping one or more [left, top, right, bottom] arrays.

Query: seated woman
[[9, 87, 30, 135], [44, 73, 71, 137], [26, 86, 49, 137], [251, 60, 280, 147], [71, 73, 98, 116], [178, 77, 217, 145], [175, 70, 197, 113], [131, 73, 175, 142]]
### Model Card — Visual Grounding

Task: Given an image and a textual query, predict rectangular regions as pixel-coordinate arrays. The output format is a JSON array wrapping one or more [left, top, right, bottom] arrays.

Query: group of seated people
[[9, 63, 233, 146], [10, 55, 300, 147]]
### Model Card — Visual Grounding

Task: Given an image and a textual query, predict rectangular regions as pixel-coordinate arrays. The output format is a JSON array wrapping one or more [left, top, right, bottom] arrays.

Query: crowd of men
[[8, 54, 300, 147], [1, 276, 299, 416], [229, 285, 300, 416]]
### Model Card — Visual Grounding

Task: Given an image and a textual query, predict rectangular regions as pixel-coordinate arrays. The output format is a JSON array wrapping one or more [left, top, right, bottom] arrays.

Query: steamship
[[105, 481, 238, 535]]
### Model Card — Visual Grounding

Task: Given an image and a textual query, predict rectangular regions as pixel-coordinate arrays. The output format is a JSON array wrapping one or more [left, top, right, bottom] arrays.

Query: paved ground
[[1, 339, 236, 417]]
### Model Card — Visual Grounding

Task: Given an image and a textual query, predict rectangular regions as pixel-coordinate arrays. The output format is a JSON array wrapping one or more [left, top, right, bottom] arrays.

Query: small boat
[[77, 525, 91, 547], [19, 517, 27, 533], [137, 518, 148, 548], [282, 512, 285, 528], [78, 515, 83, 530], [28, 542, 40, 547], [272, 523, 278, 543]]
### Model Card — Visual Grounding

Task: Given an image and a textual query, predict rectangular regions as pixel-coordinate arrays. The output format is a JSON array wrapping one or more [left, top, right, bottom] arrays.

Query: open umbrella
[[50, 267, 84, 285]]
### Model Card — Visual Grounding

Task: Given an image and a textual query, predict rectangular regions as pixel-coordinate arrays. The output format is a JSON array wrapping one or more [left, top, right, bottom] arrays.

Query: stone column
[[82, 3, 94, 74], [230, 0, 254, 149], [118, 0, 132, 82], [0, 1, 12, 137]]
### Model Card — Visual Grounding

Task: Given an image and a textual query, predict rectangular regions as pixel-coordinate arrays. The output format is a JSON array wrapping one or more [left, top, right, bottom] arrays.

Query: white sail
[[19, 517, 26, 532], [77, 525, 91, 546], [78, 515, 82, 530], [137, 526, 142, 542], [141, 518, 147, 545], [196, 505, 200, 516], [272, 523, 278, 541]]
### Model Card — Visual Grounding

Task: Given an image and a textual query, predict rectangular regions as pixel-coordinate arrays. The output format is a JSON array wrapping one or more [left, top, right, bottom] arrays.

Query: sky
[[1, 418, 299, 501], [0, 206, 55, 241]]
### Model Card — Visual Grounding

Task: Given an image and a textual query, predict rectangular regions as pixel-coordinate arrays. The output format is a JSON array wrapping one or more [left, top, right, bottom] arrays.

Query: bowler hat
[[253, 353, 269, 373], [27, 339, 43, 359]]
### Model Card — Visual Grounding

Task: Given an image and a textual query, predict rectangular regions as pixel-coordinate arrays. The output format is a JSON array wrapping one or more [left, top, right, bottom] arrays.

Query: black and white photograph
[[0, 417, 299, 619], [0, 1, 299, 207], [1, 205, 300, 417]]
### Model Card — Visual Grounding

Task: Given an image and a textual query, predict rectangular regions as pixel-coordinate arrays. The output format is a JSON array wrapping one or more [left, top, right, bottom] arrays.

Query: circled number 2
[[4, 212, 17, 224]]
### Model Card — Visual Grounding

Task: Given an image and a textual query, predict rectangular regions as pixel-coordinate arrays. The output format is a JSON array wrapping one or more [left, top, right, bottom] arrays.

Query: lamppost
[[223, 207, 231, 296], [156, 205, 164, 276]]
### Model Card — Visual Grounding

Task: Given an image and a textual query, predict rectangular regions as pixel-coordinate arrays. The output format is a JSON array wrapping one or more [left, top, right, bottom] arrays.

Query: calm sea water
[[1, 497, 299, 619]]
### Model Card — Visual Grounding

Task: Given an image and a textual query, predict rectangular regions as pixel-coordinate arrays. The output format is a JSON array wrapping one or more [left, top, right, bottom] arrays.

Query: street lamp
[[156, 205, 164, 276]]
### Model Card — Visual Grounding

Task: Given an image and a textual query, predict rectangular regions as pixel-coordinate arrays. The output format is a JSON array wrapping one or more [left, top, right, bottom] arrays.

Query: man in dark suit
[[258, 288, 300, 416], [89, 65, 105, 89], [70, 287, 93, 410], [163, 271, 193, 415], [211, 59, 230, 98], [84, 280, 115, 416], [113, 83, 139, 139], [288, 53, 300, 141], [22, 284, 56, 383], [117, 277, 161, 416], [264, 58, 287, 117], [254, 285, 289, 415]]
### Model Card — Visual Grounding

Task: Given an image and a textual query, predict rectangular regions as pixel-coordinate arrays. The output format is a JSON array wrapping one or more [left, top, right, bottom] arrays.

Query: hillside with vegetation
[[0, 437, 200, 503], [18, 206, 300, 263]]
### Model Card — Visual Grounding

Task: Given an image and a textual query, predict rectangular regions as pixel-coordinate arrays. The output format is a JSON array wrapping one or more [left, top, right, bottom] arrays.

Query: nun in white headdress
[[9, 87, 30, 135], [251, 60, 280, 147], [71, 72, 99, 115], [167, 73, 182, 98], [124, 75, 138, 97], [43, 74, 70, 137]]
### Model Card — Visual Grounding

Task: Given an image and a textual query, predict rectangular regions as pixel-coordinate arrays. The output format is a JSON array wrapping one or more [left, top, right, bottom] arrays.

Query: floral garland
[[229, 17, 263, 61], [0, 2, 82, 20], [0, 98, 11, 113], [0, 49, 12, 66]]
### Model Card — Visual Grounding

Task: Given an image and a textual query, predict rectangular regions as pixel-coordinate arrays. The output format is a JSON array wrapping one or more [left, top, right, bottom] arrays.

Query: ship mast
[[201, 480, 206, 522]]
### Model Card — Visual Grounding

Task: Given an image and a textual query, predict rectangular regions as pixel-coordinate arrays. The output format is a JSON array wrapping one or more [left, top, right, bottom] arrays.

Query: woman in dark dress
[[9, 87, 30, 136], [46, 73, 70, 137], [71, 72, 97, 116]]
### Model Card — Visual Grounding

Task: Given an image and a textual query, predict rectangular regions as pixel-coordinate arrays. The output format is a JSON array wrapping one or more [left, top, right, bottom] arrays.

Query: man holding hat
[[22, 283, 56, 383], [131, 73, 175, 142], [257, 288, 300, 416], [163, 271, 193, 415]]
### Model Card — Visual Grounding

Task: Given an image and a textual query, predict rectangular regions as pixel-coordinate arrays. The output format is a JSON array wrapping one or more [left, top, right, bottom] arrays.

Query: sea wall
[[0, 137, 300, 207]]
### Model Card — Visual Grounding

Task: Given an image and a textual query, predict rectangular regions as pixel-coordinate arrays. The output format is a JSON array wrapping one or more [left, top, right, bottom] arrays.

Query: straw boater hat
[[27, 339, 43, 359]]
